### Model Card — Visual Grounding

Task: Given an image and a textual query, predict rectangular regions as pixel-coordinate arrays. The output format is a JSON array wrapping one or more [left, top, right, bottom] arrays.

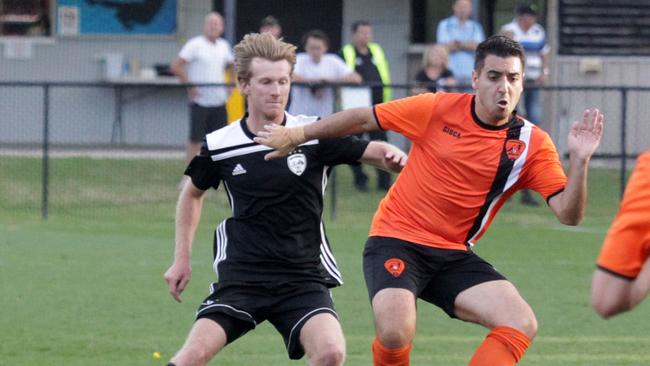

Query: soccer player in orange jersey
[[592, 151, 650, 318], [255, 35, 604, 366]]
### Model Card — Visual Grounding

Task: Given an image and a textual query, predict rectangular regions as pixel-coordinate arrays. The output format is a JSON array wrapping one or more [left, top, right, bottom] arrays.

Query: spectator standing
[[501, 3, 550, 206], [501, 3, 549, 128], [170, 12, 235, 166], [436, 0, 485, 89], [289, 30, 361, 118], [340, 20, 393, 191], [412, 44, 456, 95]]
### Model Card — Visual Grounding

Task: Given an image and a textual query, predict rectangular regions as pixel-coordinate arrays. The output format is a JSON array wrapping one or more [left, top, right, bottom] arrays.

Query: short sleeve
[[520, 134, 567, 201], [178, 38, 197, 62], [414, 70, 428, 83], [474, 21, 486, 42], [184, 142, 221, 190], [374, 93, 440, 142], [317, 135, 369, 166], [224, 40, 235, 64], [332, 56, 354, 77], [436, 19, 450, 44]]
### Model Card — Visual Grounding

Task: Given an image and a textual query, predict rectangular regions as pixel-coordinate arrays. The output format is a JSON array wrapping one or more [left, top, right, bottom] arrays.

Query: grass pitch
[[1, 156, 648, 365]]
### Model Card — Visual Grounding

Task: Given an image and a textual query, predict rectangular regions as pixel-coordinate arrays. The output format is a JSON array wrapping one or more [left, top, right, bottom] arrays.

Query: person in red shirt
[[255, 35, 604, 365], [592, 151, 650, 318]]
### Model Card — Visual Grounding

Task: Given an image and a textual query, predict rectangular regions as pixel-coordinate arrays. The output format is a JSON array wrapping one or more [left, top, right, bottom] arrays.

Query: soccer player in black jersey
[[164, 32, 407, 366]]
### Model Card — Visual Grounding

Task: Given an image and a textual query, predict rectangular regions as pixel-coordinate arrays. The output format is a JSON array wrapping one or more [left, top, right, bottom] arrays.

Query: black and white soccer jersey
[[185, 112, 369, 287]]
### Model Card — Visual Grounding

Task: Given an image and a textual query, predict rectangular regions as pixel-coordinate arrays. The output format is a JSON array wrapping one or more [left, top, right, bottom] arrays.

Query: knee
[[310, 342, 345, 366], [592, 297, 627, 319], [376, 323, 415, 348], [510, 313, 538, 339]]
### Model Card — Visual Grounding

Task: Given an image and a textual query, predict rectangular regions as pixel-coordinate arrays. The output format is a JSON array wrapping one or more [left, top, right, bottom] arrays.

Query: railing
[[1, 81, 647, 219]]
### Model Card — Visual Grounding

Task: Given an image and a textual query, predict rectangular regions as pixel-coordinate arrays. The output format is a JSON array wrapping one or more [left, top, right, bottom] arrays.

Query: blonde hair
[[234, 33, 296, 82], [421, 44, 449, 69]]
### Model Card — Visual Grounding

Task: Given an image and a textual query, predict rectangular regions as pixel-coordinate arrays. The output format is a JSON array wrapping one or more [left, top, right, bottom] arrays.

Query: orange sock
[[468, 326, 531, 366], [372, 337, 412, 366]]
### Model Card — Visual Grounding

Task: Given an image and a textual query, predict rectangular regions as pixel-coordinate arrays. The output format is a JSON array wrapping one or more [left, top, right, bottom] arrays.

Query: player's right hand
[[164, 261, 192, 303]]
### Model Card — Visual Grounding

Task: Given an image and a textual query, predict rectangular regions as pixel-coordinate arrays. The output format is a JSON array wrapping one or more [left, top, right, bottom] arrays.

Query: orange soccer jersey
[[597, 151, 650, 278], [370, 92, 567, 251]]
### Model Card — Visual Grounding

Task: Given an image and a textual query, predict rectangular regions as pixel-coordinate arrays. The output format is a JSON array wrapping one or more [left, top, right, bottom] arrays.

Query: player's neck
[[474, 100, 510, 127], [247, 112, 284, 135]]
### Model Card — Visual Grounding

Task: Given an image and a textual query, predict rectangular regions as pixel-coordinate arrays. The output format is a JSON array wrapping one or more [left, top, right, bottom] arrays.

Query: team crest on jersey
[[505, 139, 526, 161], [287, 153, 307, 176], [384, 258, 405, 277]]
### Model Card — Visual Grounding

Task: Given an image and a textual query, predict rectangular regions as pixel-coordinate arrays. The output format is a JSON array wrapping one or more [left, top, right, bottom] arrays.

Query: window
[[0, 0, 51, 36], [559, 0, 650, 55]]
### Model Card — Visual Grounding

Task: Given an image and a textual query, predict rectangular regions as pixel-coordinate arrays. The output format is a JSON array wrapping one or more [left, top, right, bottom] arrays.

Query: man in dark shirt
[[340, 21, 393, 192], [163, 32, 407, 366]]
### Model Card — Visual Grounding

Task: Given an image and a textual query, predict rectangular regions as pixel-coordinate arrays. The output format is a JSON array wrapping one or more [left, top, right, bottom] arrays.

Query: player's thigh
[[172, 318, 228, 364], [267, 282, 339, 360], [299, 312, 345, 358], [454, 280, 537, 337], [372, 288, 417, 345]]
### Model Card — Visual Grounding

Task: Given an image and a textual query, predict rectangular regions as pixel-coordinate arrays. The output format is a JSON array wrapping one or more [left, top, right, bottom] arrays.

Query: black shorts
[[196, 281, 338, 360], [189, 103, 227, 142], [363, 236, 507, 318]]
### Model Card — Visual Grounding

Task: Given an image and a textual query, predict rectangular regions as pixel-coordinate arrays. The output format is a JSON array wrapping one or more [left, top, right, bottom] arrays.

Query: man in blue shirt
[[437, 0, 485, 89]]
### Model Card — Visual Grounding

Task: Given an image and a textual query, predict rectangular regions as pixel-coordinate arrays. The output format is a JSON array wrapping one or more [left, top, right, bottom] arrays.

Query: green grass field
[[1, 156, 649, 365]]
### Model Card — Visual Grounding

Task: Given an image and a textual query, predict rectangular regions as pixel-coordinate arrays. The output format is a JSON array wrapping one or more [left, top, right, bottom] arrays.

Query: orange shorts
[[597, 152, 650, 278]]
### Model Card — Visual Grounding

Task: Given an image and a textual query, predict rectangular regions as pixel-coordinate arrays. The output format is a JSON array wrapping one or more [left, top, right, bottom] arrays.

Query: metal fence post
[[620, 88, 627, 198], [41, 84, 50, 219]]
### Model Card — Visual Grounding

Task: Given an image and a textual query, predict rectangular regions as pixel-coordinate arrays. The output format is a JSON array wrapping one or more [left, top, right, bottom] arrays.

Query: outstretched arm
[[592, 259, 650, 318], [163, 180, 206, 302], [360, 141, 408, 173], [548, 109, 604, 225], [254, 107, 379, 160]]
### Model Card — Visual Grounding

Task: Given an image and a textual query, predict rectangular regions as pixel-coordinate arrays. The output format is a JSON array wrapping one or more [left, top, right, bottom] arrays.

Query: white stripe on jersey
[[505, 120, 533, 191], [223, 180, 235, 215], [213, 221, 228, 279], [206, 113, 320, 162], [318, 165, 343, 284], [467, 120, 534, 246], [210, 140, 318, 162]]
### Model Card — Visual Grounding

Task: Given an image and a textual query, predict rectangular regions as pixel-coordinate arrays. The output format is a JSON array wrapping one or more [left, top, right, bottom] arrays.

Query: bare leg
[[372, 288, 417, 347], [300, 312, 345, 366], [454, 280, 537, 338], [169, 318, 228, 366]]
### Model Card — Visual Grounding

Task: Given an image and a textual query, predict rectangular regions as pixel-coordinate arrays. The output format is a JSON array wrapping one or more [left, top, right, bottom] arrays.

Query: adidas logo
[[232, 163, 247, 176]]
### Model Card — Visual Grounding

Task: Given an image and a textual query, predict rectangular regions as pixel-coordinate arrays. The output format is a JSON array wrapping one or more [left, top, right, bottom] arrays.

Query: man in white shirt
[[171, 12, 235, 165], [289, 30, 360, 118], [501, 3, 549, 127], [501, 3, 550, 206]]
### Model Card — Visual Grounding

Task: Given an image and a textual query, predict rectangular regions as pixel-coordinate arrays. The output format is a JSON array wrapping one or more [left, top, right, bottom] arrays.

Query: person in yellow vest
[[340, 20, 393, 192]]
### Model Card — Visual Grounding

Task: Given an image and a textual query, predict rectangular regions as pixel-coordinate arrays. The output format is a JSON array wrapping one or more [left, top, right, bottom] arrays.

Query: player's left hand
[[568, 108, 604, 161]]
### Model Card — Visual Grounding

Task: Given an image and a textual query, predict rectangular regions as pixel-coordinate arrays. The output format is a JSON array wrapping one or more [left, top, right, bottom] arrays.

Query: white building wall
[[547, 0, 650, 157]]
